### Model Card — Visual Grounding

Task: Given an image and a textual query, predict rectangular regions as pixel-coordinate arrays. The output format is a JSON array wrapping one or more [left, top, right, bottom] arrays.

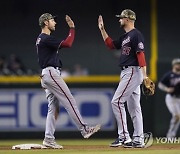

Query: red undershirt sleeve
[[105, 37, 115, 49], [60, 28, 75, 48], [136, 51, 146, 67]]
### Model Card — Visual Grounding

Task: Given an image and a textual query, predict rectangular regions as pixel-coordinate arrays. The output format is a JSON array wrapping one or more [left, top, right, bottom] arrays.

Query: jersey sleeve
[[160, 73, 170, 87], [134, 32, 145, 53], [60, 28, 75, 48], [104, 37, 115, 49], [44, 36, 61, 49]]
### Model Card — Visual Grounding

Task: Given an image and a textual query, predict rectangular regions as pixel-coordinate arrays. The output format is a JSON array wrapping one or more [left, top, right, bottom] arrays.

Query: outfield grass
[[0, 139, 180, 154]]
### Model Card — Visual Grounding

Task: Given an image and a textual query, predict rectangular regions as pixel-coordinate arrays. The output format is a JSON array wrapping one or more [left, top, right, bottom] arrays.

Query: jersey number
[[122, 46, 131, 55]]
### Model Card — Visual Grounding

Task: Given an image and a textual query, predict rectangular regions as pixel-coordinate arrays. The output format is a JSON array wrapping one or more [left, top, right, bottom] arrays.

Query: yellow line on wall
[[0, 75, 120, 84], [65, 75, 120, 83], [150, 0, 158, 81]]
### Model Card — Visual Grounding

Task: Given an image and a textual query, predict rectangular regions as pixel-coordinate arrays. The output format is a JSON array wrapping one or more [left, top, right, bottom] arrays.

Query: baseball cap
[[116, 9, 136, 20], [39, 13, 57, 27], [172, 58, 180, 65]]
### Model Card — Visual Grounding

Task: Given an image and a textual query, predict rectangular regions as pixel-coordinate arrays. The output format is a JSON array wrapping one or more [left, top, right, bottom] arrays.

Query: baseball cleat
[[43, 138, 63, 149], [109, 138, 123, 147], [123, 141, 133, 148], [132, 141, 145, 148], [110, 138, 132, 147], [123, 141, 145, 148], [82, 124, 101, 139]]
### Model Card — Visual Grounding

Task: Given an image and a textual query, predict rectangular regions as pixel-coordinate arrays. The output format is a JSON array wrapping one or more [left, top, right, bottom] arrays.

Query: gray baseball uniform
[[159, 71, 180, 137], [105, 28, 145, 144], [112, 66, 143, 143], [36, 20, 100, 142]]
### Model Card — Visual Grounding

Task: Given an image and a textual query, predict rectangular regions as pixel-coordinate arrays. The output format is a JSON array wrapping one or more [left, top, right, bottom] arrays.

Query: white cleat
[[82, 124, 101, 139], [43, 139, 63, 149]]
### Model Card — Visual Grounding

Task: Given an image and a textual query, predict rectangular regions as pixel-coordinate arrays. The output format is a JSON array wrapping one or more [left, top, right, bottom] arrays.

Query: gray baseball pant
[[111, 66, 144, 143], [41, 67, 87, 140], [166, 94, 180, 138]]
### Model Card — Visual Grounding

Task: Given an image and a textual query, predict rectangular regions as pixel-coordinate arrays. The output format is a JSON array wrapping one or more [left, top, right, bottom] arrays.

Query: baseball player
[[158, 58, 180, 138], [36, 13, 100, 149], [98, 9, 149, 148]]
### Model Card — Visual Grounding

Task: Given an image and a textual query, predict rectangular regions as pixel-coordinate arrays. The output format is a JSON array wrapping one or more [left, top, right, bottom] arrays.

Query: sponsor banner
[[0, 88, 115, 131]]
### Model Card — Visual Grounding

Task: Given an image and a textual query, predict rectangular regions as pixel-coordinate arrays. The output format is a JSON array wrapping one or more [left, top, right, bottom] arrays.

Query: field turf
[[0, 139, 180, 154]]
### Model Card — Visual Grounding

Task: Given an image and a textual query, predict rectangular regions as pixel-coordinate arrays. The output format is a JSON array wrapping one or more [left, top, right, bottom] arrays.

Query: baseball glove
[[142, 77, 155, 96]]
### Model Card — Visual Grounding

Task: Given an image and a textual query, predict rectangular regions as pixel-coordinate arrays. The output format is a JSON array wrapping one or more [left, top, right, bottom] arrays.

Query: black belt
[[54, 67, 61, 71], [43, 66, 61, 71], [121, 66, 129, 70]]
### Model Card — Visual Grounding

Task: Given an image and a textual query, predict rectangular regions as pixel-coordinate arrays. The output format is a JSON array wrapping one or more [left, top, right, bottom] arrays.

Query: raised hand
[[98, 15, 104, 30], [66, 15, 75, 28]]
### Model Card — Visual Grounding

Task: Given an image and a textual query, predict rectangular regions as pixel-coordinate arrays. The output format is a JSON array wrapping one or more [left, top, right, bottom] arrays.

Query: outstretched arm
[[60, 15, 75, 48], [98, 15, 108, 41], [98, 15, 115, 49]]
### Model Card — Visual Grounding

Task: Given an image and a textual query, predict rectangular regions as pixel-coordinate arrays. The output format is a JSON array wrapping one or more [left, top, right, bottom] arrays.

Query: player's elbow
[[106, 45, 114, 50], [105, 37, 115, 50], [60, 42, 73, 48], [64, 43, 72, 48]]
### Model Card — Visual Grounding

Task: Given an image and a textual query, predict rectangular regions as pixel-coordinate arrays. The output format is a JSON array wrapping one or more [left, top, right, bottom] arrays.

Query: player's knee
[[111, 98, 116, 105], [111, 99, 115, 104], [111, 97, 124, 105], [111, 99, 121, 106]]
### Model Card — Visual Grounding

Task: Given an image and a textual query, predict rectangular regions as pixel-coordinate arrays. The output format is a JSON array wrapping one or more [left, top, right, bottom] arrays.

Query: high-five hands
[[98, 15, 104, 30], [66, 15, 75, 28]]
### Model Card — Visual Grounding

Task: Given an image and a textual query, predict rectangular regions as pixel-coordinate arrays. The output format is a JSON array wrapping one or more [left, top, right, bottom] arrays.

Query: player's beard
[[49, 28, 55, 32], [120, 23, 125, 28], [48, 25, 55, 32]]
